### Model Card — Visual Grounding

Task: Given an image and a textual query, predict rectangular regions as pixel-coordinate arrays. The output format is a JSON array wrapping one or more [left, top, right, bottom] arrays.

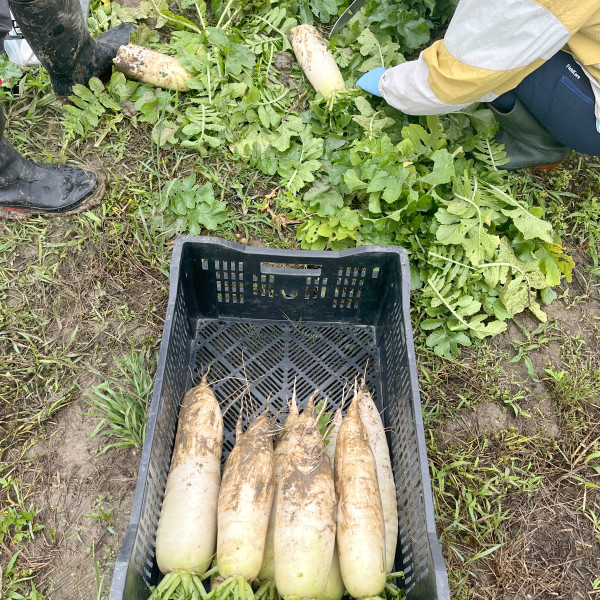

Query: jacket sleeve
[[378, 0, 578, 115]]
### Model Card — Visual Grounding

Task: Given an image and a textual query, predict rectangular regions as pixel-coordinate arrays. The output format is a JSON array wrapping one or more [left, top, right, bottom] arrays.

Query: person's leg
[[489, 50, 600, 169], [0, 106, 103, 214], [488, 98, 569, 170], [512, 50, 600, 156], [8, 0, 133, 96], [0, 0, 130, 215], [489, 90, 516, 114], [0, 0, 12, 50]]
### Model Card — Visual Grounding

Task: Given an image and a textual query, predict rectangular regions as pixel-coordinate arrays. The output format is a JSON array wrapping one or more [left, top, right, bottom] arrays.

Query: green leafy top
[[52, 0, 574, 357]]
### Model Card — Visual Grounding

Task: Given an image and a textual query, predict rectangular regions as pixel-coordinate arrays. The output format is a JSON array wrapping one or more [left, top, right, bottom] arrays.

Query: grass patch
[[86, 347, 155, 453], [420, 322, 600, 599]]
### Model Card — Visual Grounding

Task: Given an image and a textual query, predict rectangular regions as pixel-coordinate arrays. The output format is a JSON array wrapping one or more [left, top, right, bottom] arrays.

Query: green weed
[[86, 494, 115, 535], [86, 346, 155, 453], [92, 543, 108, 600], [157, 172, 232, 235], [0, 474, 45, 599], [544, 350, 600, 438], [0, 476, 44, 546], [509, 320, 560, 381], [1, 551, 44, 600]]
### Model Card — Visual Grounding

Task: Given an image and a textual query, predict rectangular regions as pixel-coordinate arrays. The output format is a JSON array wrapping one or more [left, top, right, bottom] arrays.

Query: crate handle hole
[[281, 289, 299, 299], [261, 262, 322, 276]]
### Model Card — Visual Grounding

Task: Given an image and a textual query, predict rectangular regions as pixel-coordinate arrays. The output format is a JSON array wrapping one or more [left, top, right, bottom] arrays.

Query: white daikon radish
[[274, 398, 336, 599], [357, 379, 398, 573], [288, 25, 345, 97], [215, 411, 275, 600], [319, 406, 346, 600], [113, 44, 193, 91], [257, 392, 299, 588], [320, 407, 344, 600], [150, 375, 223, 599], [319, 546, 344, 600], [335, 394, 386, 599]]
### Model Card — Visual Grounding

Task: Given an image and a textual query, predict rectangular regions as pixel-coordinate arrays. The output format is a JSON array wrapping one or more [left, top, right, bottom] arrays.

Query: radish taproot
[[357, 379, 398, 573], [319, 547, 344, 600], [324, 407, 342, 467], [150, 375, 223, 599], [335, 393, 386, 599], [274, 397, 336, 599], [215, 411, 275, 600], [288, 25, 345, 98], [113, 44, 193, 91]]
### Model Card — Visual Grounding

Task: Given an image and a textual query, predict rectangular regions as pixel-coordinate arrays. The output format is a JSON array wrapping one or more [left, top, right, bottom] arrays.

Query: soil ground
[[1, 213, 167, 598], [3, 230, 599, 599], [422, 245, 600, 599]]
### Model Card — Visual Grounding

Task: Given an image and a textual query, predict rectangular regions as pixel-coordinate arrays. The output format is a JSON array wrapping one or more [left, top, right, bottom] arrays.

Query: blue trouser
[[491, 50, 600, 156]]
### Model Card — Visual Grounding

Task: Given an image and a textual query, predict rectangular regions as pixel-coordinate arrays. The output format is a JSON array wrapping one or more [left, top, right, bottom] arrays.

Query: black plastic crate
[[109, 236, 449, 600]]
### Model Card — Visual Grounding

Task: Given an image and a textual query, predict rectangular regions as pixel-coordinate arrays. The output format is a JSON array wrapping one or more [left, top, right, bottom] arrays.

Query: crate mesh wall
[[210, 259, 374, 311], [380, 290, 430, 593], [190, 320, 379, 461], [129, 278, 193, 590]]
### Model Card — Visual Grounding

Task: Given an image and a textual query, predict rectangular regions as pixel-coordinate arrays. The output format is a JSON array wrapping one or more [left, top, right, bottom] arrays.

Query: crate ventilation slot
[[212, 263, 379, 309]]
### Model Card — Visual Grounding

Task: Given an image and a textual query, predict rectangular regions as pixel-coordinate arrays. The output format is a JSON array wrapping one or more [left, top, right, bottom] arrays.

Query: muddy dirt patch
[[16, 406, 140, 599], [489, 486, 600, 600]]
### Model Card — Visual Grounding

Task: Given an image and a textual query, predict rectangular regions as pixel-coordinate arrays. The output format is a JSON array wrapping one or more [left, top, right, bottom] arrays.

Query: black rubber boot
[[8, 0, 134, 97], [0, 108, 102, 215], [489, 99, 570, 170]]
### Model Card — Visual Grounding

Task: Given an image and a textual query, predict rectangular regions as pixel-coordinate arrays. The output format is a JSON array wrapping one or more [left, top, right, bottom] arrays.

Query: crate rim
[[175, 235, 411, 262], [109, 236, 449, 600]]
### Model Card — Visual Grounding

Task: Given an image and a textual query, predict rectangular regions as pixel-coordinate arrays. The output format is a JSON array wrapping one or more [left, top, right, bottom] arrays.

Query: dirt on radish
[[274, 398, 336, 600], [216, 411, 275, 583], [154, 375, 223, 585]]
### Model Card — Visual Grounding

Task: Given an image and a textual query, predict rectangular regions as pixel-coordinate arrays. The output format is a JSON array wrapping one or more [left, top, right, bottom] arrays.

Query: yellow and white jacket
[[379, 0, 600, 121]]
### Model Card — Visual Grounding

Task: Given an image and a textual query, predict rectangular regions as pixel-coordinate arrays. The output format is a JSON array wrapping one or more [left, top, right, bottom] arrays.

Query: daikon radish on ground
[[113, 44, 193, 91], [335, 394, 386, 600], [357, 379, 398, 573], [274, 397, 336, 599], [215, 410, 275, 600], [256, 391, 299, 596], [150, 375, 223, 600], [288, 25, 345, 98]]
